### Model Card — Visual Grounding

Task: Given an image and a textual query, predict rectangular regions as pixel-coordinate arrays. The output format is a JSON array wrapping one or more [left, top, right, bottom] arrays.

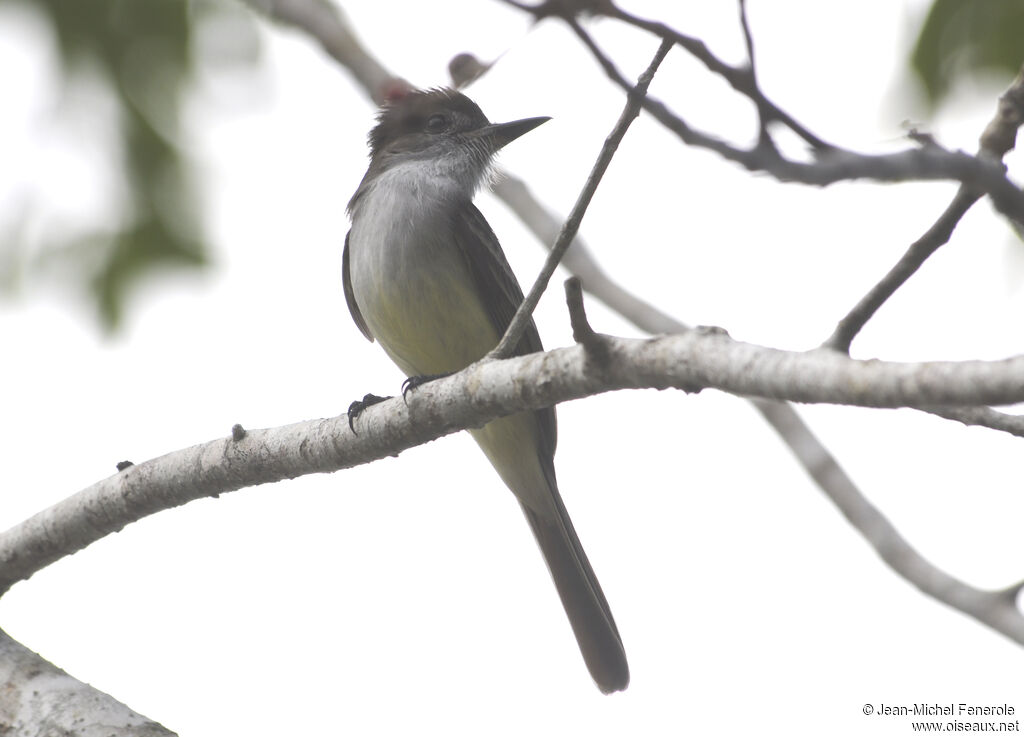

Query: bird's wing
[[343, 230, 374, 342], [450, 202, 556, 457]]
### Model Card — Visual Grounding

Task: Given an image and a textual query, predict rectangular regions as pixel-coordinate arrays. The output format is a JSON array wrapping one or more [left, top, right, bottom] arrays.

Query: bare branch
[[489, 38, 672, 358], [556, 15, 1024, 224], [980, 63, 1024, 163], [824, 66, 1024, 353], [822, 188, 979, 353], [605, 1, 833, 151], [563, 276, 604, 350], [497, 0, 833, 150], [917, 405, 1024, 437], [503, 159, 1024, 653], [758, 399, 1024, 646], [0, 628, 176, 735], [736, 0, 773, 149], [240, 0, 404, 103], [538, 9, 1024, 358], [7, 330, 1024, 594]]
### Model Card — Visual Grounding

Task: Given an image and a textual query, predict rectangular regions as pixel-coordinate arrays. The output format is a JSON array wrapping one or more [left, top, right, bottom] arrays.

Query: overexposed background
[[1, 1, 1022, 734]]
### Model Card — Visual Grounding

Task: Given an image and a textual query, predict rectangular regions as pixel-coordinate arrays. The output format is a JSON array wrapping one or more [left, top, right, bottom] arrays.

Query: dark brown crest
[[367, 88, 491, 154]]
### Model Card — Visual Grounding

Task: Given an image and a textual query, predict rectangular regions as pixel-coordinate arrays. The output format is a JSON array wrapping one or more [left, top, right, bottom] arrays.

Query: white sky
[[1, 1, 1023, 735]]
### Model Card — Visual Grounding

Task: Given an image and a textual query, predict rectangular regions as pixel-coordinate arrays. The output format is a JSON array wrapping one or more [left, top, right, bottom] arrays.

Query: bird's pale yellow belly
[[346, 175, 555, 515]]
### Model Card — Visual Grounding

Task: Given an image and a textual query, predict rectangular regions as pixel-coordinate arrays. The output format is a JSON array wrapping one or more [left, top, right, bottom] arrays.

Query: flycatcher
[[343, 88, 628, 693]]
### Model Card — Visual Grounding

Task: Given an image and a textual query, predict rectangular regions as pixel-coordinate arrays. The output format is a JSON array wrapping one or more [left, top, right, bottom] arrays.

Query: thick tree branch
[[241, 0, 404, 103], [0, 628, 176, 736], [6, 329, 1024, 595]]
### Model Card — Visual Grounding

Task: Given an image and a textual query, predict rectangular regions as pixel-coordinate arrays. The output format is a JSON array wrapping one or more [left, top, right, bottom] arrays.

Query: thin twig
[[487, 37, 673, 359], [594, 1, 837, 150], [822, 188, 979, 353], [495, 0, 833, 151], [562, 16, 1024, 223], [736, 0, 772, 149], [608, 5, 830, 150], [823, 65, 1024, 353], [737, 0, 756, 77], [918, 405, 1024, 437]]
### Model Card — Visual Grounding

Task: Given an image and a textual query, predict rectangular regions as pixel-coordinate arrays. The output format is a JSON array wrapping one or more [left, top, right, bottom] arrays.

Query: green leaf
[[911, 0, 1024, 109], [1, 0, 262, 331]]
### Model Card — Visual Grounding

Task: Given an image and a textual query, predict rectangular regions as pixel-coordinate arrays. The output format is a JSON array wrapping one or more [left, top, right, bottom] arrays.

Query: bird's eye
[[425, 114, 449, 133]]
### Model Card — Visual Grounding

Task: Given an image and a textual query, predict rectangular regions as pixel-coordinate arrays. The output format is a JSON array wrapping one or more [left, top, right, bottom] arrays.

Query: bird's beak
[[472, 116, 551, 150]]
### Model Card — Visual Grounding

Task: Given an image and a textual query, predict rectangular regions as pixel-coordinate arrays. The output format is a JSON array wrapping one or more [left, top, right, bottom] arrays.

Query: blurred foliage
[[910, 0, 1024, 109], [0, 0, 261, 331], [3, 1, 1021, 330]]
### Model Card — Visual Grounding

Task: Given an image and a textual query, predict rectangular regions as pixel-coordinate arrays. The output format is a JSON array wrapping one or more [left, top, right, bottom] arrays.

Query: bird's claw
[[401, 373, 451, 403], [347, 393, 390, 433]]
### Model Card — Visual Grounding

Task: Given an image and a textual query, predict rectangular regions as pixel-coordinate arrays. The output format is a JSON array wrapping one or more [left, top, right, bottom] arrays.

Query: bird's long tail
[[520, 486, 629, 693]]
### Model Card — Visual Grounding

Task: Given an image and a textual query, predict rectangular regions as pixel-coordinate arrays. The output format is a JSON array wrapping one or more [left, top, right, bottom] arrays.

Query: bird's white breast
[[346, 162, 498, 377]]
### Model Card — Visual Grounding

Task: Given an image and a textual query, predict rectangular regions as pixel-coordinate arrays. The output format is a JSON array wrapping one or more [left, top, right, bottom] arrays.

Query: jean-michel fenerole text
[[877, 704, 1015, 717]]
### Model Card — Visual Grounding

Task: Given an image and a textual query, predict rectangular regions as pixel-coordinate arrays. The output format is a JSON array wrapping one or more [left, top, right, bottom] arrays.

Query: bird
[[343, 87, 628, 693]]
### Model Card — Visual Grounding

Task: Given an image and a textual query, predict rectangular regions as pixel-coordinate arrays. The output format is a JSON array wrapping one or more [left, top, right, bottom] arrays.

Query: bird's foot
[[347, 393, 390, 433], [401, 373, 453, 403]]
